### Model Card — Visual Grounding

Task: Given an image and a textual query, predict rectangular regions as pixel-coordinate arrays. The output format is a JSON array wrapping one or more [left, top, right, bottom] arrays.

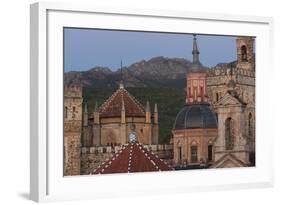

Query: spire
[[190, 34, 203, 72], [120, 59, 124, 89], [146, 101, 151, 112], [154, 103, 158, 125], [94, 101, 100, 125], [192, 34, 200, 63], [154, 103, 158, 113], [94, 101, 98, 112], [84, 102, 88, 113], [145, 101, 151, 124]]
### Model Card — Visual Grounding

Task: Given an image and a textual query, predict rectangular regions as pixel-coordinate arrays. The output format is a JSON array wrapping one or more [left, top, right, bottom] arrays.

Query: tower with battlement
[[64, 83, 83, 175]]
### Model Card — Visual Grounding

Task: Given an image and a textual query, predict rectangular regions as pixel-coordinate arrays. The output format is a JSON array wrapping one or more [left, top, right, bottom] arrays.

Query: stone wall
[[80, 144, 173, 175], [64, 134, 81, 176]]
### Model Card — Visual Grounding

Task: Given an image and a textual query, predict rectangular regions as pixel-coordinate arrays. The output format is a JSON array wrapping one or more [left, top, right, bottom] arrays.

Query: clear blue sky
[[64, 28, 237, 72]]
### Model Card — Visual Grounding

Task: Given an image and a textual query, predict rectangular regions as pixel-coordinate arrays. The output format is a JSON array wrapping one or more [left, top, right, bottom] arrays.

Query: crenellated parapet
[[64, 83, 82, 98]]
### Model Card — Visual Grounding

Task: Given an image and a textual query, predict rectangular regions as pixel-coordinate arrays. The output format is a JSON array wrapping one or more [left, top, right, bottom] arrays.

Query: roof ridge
[[136, 144, 160, 171], [93, 144, 129, 174], [99, 87, 145, 117], [99, 88, 121, 113], [93, 143, 171, 174], [122, 89, 145, 114], [139, 143, 172, 171]]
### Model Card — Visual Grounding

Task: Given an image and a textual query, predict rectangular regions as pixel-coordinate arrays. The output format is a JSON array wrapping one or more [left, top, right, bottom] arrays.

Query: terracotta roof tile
[[93, 143, 172, 174], [99, 88, 145, 117]]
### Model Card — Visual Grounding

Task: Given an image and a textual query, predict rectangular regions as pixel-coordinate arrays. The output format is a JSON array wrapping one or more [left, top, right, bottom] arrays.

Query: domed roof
[[174, 103, 217, 130]]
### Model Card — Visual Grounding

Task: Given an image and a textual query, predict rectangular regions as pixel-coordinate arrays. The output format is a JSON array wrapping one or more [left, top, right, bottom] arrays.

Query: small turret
[[154, 103, 158, 124], [94, 101, 100, 124], [145, 101, 151, 123]]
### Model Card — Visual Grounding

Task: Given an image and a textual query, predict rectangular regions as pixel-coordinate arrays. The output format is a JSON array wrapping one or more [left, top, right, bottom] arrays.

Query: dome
[[174, 103, 217, 130]]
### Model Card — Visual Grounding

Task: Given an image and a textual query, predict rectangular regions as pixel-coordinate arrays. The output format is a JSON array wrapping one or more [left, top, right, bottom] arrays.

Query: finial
[[84, 101, 88, 113], [94, 101, 98, 112], [146, 101, 151, 112], [120, 80, 124, 89], [154, 103, 158, 113]]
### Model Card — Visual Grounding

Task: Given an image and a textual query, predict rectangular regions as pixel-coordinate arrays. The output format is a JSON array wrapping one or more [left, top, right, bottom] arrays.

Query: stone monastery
[[64, 35, 255, 176]]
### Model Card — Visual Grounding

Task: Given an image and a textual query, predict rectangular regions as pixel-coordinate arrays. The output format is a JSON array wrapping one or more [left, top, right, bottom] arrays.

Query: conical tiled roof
[[93, 143, 172, 174], [99, 86, 145, 118]]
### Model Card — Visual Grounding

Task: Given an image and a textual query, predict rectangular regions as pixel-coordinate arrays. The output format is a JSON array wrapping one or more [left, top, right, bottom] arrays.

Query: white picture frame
[[30, 2, 274, 202]]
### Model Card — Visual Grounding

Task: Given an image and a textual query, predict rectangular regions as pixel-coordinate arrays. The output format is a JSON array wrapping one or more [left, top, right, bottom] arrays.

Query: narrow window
[[194, 88, 197, 100], [200, 87, 204, 97], [248, 113, 252, 138], [72, 106, 76, 118], [216, 93, 219, 102], [241, 45, 248, 62], [64, 106, 68, 118], [208, 145, 213, 161], [191, 146, 198, 163], [178, 146, 182, 162], [225, 118, 234, 150]]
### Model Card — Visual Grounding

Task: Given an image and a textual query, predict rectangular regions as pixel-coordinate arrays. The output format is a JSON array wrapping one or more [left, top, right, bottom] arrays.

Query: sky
[[64, 28, 238, 72]]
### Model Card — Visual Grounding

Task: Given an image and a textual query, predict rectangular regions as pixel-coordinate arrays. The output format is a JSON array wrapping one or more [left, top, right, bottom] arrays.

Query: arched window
[[225, 118, 234, 150], [241, 45, 248, 62], [200, 87, 203, 97]]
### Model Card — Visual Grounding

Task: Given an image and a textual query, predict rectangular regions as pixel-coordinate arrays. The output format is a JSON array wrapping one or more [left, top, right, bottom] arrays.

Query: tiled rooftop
[[99, 87, 145, 118], [93, 142, 171, 174]]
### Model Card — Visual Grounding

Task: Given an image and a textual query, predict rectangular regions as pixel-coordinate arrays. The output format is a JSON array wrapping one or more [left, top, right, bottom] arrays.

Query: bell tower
[[186, 34, 208, 104], [236, 37, 255, 70]]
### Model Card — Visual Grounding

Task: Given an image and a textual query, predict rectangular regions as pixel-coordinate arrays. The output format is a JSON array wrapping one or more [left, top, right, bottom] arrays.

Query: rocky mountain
[[64, 56, 208, 89]]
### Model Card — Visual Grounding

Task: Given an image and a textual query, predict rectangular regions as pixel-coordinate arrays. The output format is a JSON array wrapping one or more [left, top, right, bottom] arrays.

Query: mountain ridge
[[64, 56, 210, 88]]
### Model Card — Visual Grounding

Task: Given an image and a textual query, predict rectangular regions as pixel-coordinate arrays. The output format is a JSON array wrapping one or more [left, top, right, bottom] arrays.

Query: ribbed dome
[[174, 103, 217, 130]]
